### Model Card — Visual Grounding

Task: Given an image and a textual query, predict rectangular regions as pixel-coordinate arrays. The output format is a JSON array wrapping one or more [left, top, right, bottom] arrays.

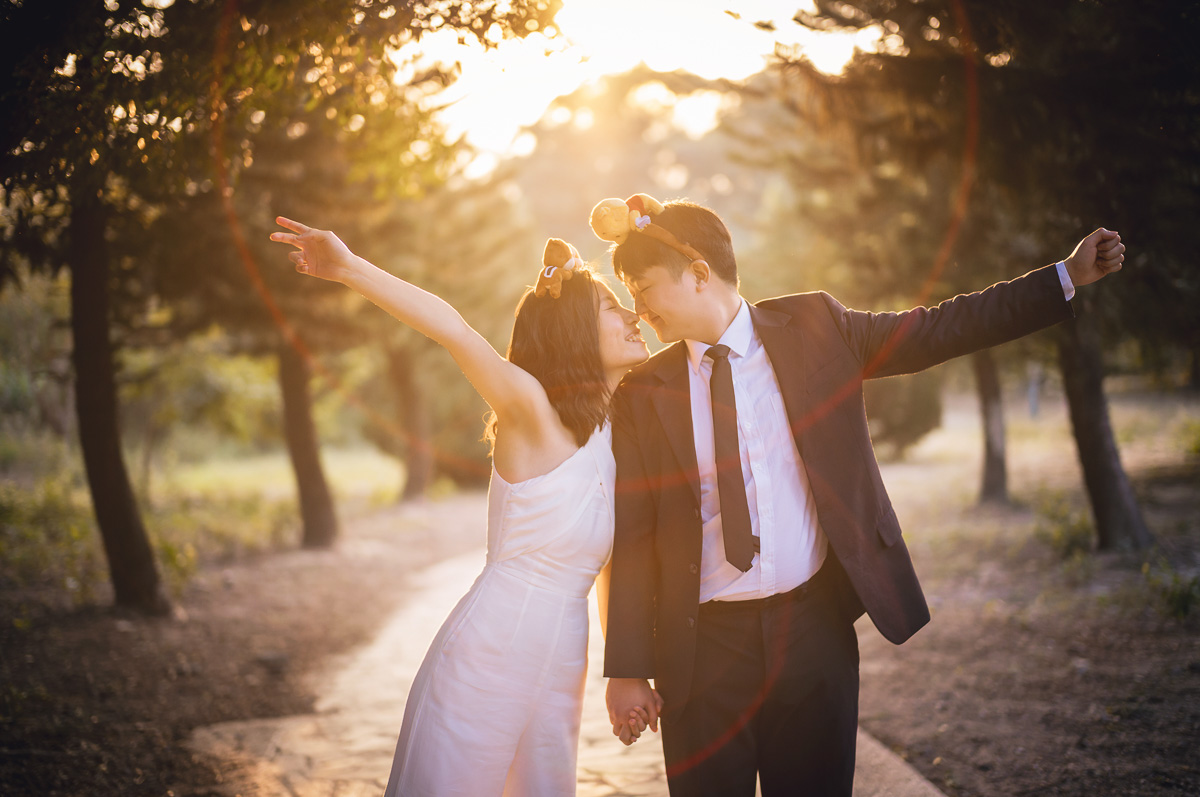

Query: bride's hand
[[617, 722, 636, 746], [615, 706, 652, 746], [269, 216, 357, 283]]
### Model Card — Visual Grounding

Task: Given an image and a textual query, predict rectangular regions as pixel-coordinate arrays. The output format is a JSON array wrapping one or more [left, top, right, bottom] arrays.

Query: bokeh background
[[2, 1, 1198, 794]]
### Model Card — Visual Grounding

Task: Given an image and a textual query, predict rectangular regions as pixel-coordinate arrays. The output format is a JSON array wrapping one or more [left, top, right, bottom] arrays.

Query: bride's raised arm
[[269, 216, 549, 430]]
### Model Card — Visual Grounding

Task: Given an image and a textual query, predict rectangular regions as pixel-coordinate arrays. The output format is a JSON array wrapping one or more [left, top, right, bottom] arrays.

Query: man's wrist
[[1055, 260, 1076, 302]]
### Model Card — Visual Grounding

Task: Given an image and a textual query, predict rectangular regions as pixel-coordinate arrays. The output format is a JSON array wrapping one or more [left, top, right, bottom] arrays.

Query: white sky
[[396, 0, 879, 157]]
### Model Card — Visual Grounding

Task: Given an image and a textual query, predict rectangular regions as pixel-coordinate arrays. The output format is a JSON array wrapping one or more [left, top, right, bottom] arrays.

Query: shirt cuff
[[1055, 261, 1075, 302]]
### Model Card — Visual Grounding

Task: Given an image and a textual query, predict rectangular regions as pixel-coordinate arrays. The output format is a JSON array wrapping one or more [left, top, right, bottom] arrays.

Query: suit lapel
[[650, 343, 702, 509], [750, 303, 809, 451]]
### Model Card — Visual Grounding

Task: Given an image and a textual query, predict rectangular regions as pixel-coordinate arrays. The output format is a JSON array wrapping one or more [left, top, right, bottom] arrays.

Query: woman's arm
[[269, 217, 548, 426]]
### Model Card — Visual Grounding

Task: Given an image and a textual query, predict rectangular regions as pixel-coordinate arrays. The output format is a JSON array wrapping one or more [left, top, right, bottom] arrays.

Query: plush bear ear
[[536, 238, 580, 298], [542, 237, 571, 268]]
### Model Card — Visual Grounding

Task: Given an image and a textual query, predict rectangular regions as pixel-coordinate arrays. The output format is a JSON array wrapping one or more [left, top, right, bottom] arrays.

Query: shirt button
[[686, 617, 695, 628], [689, 563, 699, 575]]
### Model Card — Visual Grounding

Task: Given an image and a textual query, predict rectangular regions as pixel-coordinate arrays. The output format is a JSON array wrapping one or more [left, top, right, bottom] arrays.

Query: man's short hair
[[611, 200, 738, 287]]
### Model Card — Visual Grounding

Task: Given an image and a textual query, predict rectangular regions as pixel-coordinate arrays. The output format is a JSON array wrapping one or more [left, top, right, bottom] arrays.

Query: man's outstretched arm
[[828, 228, 1125, 378]]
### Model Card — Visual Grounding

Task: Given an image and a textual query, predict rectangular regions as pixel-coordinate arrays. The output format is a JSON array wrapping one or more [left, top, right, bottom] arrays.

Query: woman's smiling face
[[595, 283, 649, 375]]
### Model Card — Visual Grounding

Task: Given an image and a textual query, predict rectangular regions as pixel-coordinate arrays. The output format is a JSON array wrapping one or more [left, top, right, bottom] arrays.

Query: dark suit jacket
[[604, 264, 1074, 715]]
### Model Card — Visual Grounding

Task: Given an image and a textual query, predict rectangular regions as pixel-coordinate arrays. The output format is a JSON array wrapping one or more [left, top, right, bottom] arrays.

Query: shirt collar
[[686, 299, 753, 373]]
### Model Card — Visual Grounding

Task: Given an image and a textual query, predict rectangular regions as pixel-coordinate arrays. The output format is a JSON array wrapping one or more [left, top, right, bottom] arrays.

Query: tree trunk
[[971, 348, 1008, 504], [387, 344, 434, 502], [1057, 313, 1153, 550], [278, 343, 338, 548], [68, 196, 170, 615]]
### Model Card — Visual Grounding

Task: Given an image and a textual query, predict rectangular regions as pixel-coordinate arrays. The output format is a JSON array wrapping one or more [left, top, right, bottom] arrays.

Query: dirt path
[[186, 547, 944, 797]]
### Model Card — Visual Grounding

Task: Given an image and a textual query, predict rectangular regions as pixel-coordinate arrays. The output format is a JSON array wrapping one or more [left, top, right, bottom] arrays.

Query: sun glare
[[398, 0, 875, 160]]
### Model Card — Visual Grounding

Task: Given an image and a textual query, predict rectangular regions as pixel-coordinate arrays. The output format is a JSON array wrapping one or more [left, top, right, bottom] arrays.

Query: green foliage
[[113, 333, 349, 504], [0, 365, 33, 416], [1142, 557, 1200, 620], [1181, 419, 1200, 458], [864, 369, 944, 459], [0, 421, 300, 604], [141, 76, 505, 492], [1059, 548, 1097, 588], [0, 437, 17, 472], [0, 430, 75, 491], [0, 266, 73, 436], [726, 66, 961, 312], [144, 490, 295, 598], [0, 461, 297, 605], [0, 473, 105, 605], [0, 0, 562, 609], [1034, 492, 1095, 560], [353, 173, 541, 486], [0, 0, 562, 206], [779, 0, 1200, 368], [120, 335, 283, 446]]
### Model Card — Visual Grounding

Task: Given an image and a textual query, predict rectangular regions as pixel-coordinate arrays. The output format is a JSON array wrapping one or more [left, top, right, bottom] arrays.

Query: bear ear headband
[[536, 238, 585, 299], [588, 193, 704, 262]]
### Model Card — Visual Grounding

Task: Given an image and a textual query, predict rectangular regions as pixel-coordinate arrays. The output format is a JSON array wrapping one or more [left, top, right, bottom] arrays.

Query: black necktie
[[705, 344, 756, 572]]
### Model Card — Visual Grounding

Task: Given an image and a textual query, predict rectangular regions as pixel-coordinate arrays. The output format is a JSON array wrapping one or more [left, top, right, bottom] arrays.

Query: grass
[[1142, 556, 1200, 619], [886, 386, 1199, 615], [0, 475, 106, 606], [0, 438, 406, 606], [169, 446, 402, 505], [1182, 418, 1200, 457], [1033, 491, 1094, 560]]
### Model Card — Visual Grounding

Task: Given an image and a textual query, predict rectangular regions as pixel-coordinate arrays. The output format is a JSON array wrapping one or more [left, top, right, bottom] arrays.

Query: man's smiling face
[[624, 264, 704, 344]]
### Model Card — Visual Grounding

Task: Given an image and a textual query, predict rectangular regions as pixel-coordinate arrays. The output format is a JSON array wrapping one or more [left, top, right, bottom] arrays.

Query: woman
[[269, 217, 658, 796]]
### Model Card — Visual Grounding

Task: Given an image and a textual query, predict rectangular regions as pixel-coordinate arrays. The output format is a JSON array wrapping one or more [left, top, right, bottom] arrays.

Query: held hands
[[269, 217, 358, 283], [607, 678, 664, 746], [616, 705, 654, 746], [1064, 228, 1125, 288]]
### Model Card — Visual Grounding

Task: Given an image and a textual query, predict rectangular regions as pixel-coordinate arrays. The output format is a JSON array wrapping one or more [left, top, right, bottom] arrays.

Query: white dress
[[384, 425, 615, 797]]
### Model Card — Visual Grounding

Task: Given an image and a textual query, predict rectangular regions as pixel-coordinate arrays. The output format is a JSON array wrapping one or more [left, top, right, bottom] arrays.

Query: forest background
[[1, 0, 1198, 794]]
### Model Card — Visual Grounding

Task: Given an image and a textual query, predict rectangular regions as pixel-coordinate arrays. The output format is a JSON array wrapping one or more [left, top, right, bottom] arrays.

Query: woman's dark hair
[[484, 267, 609, 450], [612, 199, 738, 286]]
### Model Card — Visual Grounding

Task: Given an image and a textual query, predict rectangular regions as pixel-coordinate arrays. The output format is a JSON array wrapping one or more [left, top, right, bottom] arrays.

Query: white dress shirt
[[686, 300, 827, 602], [1055, 261, 1075, 300], [686, 267, 1076, 603]]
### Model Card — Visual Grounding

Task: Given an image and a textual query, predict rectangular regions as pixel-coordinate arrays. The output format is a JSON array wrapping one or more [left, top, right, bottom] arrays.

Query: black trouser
[[661, 563, 860, 796]]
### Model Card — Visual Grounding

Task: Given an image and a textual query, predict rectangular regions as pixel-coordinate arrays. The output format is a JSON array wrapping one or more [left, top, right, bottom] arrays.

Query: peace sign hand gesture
[[269, 216, 359, 283]]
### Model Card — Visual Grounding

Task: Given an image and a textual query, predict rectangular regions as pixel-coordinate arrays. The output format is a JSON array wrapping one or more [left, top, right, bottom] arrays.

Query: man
[[599, 198, 1124, 795]]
